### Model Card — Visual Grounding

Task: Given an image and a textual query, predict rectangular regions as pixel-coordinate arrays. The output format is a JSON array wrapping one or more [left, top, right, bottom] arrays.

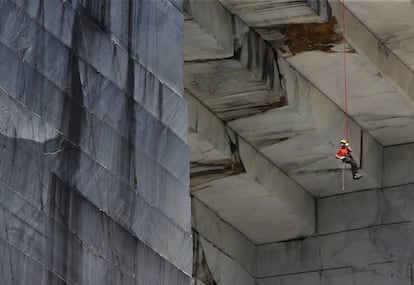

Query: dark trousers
[[343, 156, 358, 176]]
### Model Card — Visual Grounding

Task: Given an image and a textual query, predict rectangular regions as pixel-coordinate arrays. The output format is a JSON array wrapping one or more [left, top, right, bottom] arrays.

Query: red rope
[[341, 0, 349, 140]]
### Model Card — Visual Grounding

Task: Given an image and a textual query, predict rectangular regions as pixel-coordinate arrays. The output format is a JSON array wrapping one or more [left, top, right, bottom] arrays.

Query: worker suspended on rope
[[335, 139, 363, 180]]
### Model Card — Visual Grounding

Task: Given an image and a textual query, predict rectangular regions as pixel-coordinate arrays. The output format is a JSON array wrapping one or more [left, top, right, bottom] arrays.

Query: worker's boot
[[353, 173, 363, 180]]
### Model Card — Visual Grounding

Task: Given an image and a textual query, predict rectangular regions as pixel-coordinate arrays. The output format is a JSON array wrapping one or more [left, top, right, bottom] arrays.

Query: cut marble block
[[187, 91, 315, 244], [256, 222, 414, 277], [317, 184, 414, 234], [286, 49, 414, 146], [230, 57, 383, 197], [184, 0, 233, 61], [330, 0, 414, 108], [257, 262, 410, 285], [384, 143, 414, 187], [192, 198, 256, 275], [217, 0, 325, 27], [0, 0, 191, 283], [192, 172, 314, 244]]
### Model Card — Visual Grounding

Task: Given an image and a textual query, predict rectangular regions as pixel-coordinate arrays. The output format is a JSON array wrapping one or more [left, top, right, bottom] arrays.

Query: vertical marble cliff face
[[0, 0, 191, 284], [184, 0, 414, 283]]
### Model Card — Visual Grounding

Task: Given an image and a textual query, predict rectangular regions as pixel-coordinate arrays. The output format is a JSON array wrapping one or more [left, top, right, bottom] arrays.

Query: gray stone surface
[[317, 184, 414, 234], [0, 0, 191, 284], [192, 198, 256, 275], [383, 143, 414, 187], [187, 88, 315, 245], [287, 48, 414, 146], [193, 172, 314, 244], [257, 262, 411, 285], [200, 236, 255, 285], [230, 57, 382, 196], [0, 238, 68, 285], [255, 183, 414, 282], [186, 91, 231, 166], [307, 0, 330, 21], [257, 222, 414, 277], [4, 0, 414, 284], [183, 0, 414, 284], [192, 208, 256, 285], [184, 0, 233, 61], [331, 0, 414, 106], [0, 176, 190, 284], [218, 0, 325, 27], [184, 9, 283, 121]]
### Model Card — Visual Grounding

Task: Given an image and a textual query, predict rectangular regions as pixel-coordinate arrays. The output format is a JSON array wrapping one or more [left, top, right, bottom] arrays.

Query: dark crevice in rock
[[192, 232, 218, 285], [75, 0, 108, 33], [59, 12, 84, 168], [121, 0, 137, 190], [190, 132, 245, 187], [221, 96, 287, 122], [308, 0, 332, 22], [254, 26, 290, 48], [44, 19, 84, 277], [36, 0, 45, 25], [190, 159, 244, 188], [183, 0, 191, 18], [46, 13, 86, 281], [48, 173, 84, 284]]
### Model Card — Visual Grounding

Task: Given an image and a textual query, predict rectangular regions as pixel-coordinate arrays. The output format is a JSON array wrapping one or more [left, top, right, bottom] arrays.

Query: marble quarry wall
[[186, 0, 414, 285], [0, 0, 192, 284], [256, 148, 414, 284], [2, 0, 414, 285]]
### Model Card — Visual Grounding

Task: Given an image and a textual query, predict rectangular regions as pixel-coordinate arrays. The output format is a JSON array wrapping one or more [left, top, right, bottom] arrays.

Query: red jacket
[[336, 146, 352, 158]]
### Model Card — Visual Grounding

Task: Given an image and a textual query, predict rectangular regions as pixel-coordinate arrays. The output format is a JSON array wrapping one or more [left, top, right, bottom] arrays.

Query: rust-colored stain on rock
[[287, 17, 343, 54]]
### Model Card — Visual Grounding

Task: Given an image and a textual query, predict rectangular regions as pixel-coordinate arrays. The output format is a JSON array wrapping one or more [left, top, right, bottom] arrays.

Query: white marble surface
[[318, 184, 414, 234], [230, 57, 382, 196], [188, 90, 315, 244], [286, 49, 414, 146], [257, 222, 414, 277], [184, 0, 233, 61], [186, 91, 231, 164], [238, 138, 315, 235], [193, 172, 314, 244], [257, 262, 411, 285], [384, 143, 414, 187], [184, 14, 282, 120], [200, 236, 255, 285], [192, 198, 257, 275], [330, 0, 414, 141], [184, 59, 281, 120], [344, 0, 414, 71], [254, 182, 414, 282], [184, 0, 414, 284], [217, 0, 326, 27]]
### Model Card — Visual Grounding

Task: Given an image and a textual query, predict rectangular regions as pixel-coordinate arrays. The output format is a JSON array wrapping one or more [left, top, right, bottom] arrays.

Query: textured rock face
[[0, 0, 191, 284], [186, 0, 414, 284]]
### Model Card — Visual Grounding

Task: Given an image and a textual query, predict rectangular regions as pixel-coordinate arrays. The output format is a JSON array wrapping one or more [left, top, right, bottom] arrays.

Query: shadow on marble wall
[[0, 133, 190, 284], [0, 1, 192, 284]]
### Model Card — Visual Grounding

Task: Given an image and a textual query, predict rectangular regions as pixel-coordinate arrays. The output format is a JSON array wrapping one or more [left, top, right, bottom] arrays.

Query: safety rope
[[341, 162, 345, 205], [341, 0, 349, 141], [341, 0, 349, 193]]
